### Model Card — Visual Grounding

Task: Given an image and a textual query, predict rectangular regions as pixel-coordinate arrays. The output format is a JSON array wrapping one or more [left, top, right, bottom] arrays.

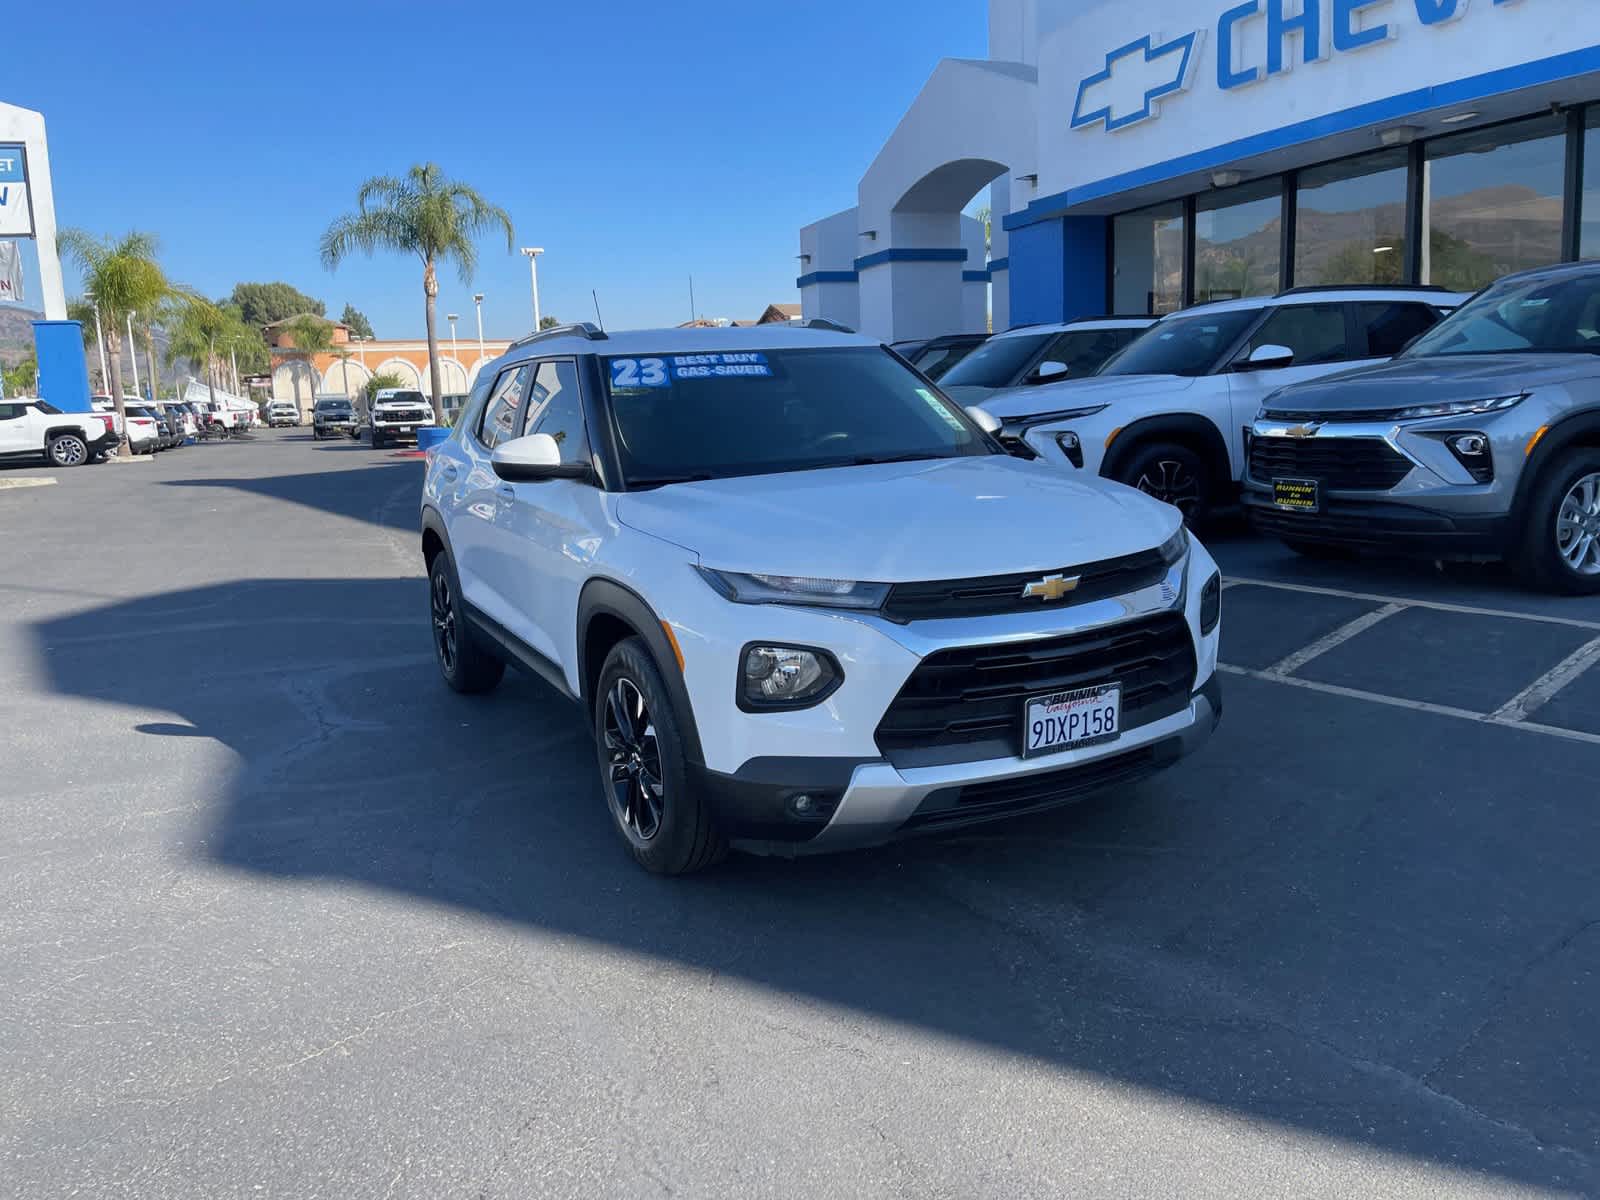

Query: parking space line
[[1264, 602, 1406, 677], [1488, 635, 1600, 724], [1218, 663, 1600, 749], [1224, 576, 1600, 633]]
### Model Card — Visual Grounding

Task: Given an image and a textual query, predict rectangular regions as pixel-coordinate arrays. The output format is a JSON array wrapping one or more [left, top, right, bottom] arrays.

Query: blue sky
[[5, 0, 985, 338]]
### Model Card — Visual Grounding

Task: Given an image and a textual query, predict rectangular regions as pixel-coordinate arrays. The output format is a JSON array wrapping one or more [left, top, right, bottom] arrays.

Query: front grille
[[380, 409, 430, 423], [907, 742, 1173, 829], [881, 548, 1171, 622], [874, 612, 1196, 766], [1248, 436, 1414, 491]]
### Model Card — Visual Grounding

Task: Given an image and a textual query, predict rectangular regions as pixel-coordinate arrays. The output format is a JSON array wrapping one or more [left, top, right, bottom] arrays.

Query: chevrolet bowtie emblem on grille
[[1022, 573, 1081, 602], [1284, 423, 1323, 439]]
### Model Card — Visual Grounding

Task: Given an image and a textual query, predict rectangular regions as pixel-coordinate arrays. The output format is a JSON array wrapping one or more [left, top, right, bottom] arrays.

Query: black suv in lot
[[312, 398, 361, 440]]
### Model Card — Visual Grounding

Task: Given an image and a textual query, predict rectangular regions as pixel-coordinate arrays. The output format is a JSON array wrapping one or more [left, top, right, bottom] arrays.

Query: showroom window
[[1582, 107, 1600, 260], [1112, 202, 1185, 315], [1422, 115, 1568, 291], [1194, 180, 1283, 303], [1294, 149, 1409, 286]]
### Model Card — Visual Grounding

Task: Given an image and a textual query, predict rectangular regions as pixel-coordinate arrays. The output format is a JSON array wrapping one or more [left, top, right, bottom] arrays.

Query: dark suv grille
[[1248, 436, 1414, 491], [874, 612, 1197, 767], [881, 548, 1171, 622]]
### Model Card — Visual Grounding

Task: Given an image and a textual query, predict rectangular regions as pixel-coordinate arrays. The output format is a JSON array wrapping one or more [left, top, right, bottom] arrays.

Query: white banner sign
[[0, 146, 32, 238], [0, 241, 23, 303]]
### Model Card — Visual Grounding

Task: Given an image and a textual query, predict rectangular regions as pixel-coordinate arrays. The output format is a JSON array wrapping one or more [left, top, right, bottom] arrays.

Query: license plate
[[1274, 477, 1319, 512], [1024, 684, 1121, 758]]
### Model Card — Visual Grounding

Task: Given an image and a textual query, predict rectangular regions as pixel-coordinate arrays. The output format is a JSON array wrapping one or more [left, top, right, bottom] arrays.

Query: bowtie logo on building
[[1072, 31, 1203, 133]]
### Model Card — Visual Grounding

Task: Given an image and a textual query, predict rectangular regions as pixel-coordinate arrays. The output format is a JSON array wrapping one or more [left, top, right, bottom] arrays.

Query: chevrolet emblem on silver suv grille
[[1284, 422, 1323, 439], [1022, 573, 1080, 601]]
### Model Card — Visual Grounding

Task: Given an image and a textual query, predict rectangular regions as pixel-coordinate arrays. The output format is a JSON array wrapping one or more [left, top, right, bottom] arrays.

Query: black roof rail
[[801, 317, 855, 333], [1275, 283, 1457, 297], [1068, 313, 1162, 322], [509, 321, 609, 350]]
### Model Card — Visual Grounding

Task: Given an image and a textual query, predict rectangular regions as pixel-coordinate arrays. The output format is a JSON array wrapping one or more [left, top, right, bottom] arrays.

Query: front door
[[452, 363, 533, 635], [0, 402, 34, 455]]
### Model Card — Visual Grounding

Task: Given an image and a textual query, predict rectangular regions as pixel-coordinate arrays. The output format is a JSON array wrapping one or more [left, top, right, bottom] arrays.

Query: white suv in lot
[[976, 286, 1465, 525], [422, 323, 1222, 874]]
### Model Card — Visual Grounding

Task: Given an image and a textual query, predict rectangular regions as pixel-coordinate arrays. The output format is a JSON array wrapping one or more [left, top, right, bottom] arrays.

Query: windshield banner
[[611, 353, 772, 388]]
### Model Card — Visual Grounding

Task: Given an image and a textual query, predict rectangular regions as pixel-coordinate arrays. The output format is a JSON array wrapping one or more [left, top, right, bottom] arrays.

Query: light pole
[[125, 313, 141, 399], [520, 247, 543, 329], [92, 304, 110, 395], [447, 313, 459, 393], [473, 293, 485, 380]]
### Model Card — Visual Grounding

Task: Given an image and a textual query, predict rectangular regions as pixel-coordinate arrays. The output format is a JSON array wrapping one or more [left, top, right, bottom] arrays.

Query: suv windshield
[[317, 402, 351, 414], [604, 347, 994, 485], [939, 333, 1053, 388], [1404, 271, 1600, 358], [1099, 309, 1260, 377], [380, 391, 427, 405]]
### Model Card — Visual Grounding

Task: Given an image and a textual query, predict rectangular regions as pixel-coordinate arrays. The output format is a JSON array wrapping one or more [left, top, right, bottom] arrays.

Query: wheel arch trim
[[1101, 414, 1233, 497]]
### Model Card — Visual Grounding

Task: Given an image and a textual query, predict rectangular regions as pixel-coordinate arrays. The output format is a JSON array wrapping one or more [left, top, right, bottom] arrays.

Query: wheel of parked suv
[[1114, 441, 1211, 526], [373, 433, 386, 450], [594, 637, 726, 875], [1513, 448, 1600, 595], [46, 433, 88, 467], [428, 553, 505, 693]]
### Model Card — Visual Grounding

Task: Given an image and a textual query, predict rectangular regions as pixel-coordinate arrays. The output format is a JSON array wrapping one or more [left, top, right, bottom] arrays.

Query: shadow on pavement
[[28, 566, 1600, 1193], [158, 463, 423, 532]]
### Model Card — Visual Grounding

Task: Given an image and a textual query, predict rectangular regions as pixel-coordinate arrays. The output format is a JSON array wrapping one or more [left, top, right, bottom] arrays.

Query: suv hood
[[615, 456, 1178, 581], [977, 375, 1194, 420], [1265, 353, 1600, 416]]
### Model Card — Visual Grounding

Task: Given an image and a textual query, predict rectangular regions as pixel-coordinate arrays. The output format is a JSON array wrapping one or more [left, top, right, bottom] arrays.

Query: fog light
[[739, 644, 843, 711], [1445, 433, 1494, 483], [785, 792, 840, 822], [1055, 432, 1084, 469], [1200, 572, 1221, 636]]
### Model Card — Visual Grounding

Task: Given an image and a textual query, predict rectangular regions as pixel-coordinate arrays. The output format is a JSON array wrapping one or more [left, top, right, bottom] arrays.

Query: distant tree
[[282, 315, 336, 412], [320, 162, 514, 423], [57, 229, 176, 448], [167, 298, 232, 414], [340, 303, 375, 339], [538, 315, 559, 330], [229, 281, 326, 330], [364, 369, 407, 406], [2, 351, 36, 395]]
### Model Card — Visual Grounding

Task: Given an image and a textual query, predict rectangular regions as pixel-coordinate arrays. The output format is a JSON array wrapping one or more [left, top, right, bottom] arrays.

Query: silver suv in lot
[[1244, 261, 1600, 593]]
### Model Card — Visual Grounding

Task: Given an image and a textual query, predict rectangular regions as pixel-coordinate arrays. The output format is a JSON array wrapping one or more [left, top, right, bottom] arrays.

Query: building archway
[[324, 358, 371, 400], [467, 357, 495, 389], [373, 357, 424, 393], [272, 360, 320, 418], [436, 357, 469, 395]]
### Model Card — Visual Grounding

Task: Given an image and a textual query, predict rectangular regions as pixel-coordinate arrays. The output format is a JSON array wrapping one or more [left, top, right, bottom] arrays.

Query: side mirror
[[1029, 360, 1070, 384], [491, 433, 588, 482], [965, 405, 1002, 436], [1238, 343, 1295, 371]]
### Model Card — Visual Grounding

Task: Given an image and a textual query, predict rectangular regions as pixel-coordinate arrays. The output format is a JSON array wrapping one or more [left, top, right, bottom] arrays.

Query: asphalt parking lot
[[3, 432, 1598, 1198]]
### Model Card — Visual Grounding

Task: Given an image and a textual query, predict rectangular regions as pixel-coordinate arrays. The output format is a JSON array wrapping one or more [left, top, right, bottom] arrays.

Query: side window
[[477, 364, 531, 450], [0, 403, 25, 421], [1352, 302, 1440, 358], [1245, 303, 1350, 366], [524, 360, 591, 468]]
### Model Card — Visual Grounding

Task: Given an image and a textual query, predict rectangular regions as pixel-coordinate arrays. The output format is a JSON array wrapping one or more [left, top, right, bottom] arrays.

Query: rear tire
[[1111, 441, 1213, 527], [1512, 448, 1600, 595], [428, 553, 505, 693], [595, 637, 726, 875], [46, 434, 88, 467]]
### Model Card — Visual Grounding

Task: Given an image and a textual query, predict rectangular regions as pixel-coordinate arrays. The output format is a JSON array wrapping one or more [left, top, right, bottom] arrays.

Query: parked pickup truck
[[263, 400, 299, 428], [369, 388, 434, 449], [0, 398, 121, 466]]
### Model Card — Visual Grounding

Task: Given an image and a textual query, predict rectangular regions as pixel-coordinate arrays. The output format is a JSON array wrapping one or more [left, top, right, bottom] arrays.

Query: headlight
[[739, 644, 842, 710], [1156, 526, 1189, 565], [696, 566, 890, 610], [1392, 393, 1527, 421]]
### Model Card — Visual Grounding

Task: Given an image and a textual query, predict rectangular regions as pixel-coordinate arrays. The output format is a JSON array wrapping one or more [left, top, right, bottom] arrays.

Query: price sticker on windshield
[[611, 354, 773, 390]]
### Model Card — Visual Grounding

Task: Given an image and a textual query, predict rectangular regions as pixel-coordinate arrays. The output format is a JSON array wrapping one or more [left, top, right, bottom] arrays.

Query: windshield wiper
[[627, 473, 715, 489], [850, 452, 948, 467]]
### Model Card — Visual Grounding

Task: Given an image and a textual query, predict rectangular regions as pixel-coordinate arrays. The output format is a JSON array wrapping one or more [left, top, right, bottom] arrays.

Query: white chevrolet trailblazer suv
[[977, 287, 1466, 525], [422, 323, 1223, 874]]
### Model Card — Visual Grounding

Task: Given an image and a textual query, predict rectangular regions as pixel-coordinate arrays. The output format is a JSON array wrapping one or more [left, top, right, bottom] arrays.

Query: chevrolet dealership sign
[[0, 145, 33, 237]]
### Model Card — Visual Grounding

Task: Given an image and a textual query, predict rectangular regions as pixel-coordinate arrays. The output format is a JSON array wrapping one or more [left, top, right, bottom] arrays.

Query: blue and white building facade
[[799, 0, 1599, 340]]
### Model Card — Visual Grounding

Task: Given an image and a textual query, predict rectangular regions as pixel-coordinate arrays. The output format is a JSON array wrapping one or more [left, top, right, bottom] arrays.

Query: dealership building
[[799, 0, 1598, 341]]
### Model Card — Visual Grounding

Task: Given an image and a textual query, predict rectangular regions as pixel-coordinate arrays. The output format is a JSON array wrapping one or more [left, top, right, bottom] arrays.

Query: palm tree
[[320, 163, 514, 424], [57, 230, 174, 449], [166, 298, 231, 414], [283, 314, 335, 418]]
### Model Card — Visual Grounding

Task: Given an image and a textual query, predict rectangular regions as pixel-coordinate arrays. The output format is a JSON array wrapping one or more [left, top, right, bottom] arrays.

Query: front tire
[[595, 637, 726, 875], [428, 554, 505, 693], [1513, 449, 1600, 595], [46, 434, 88, 467], [1112, 441, 1213, 527]]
